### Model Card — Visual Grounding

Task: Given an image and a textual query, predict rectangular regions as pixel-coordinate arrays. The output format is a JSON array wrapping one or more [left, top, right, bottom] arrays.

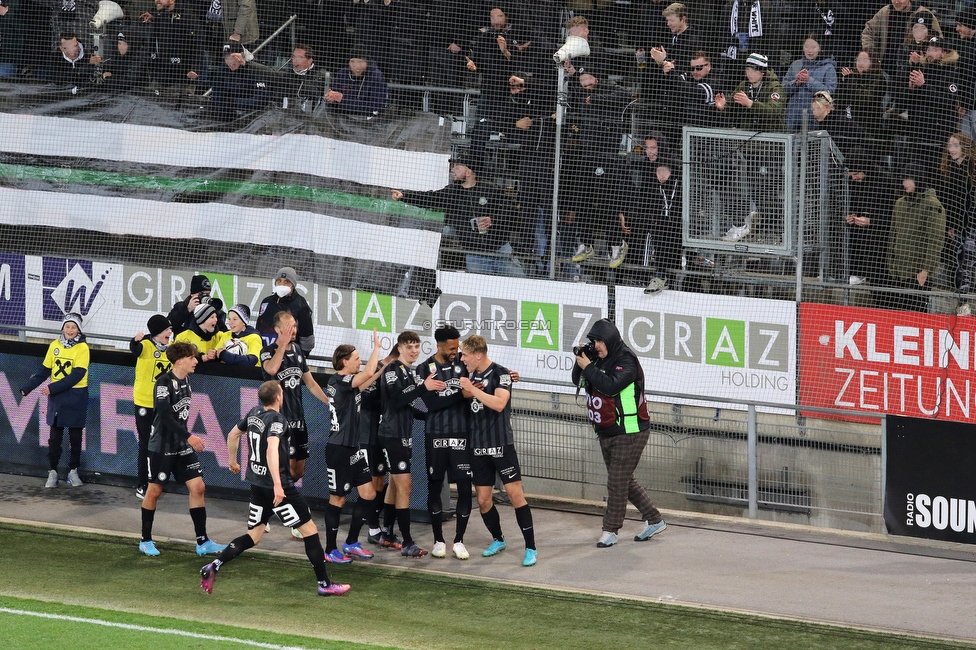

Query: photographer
[[167, 275, 226, 336], [571, 319, 667, 548]]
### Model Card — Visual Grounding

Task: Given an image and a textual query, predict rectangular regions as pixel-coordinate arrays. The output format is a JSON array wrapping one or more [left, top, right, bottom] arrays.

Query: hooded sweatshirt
[[782, 55, 837, 130], [571, 319, 650, 437]]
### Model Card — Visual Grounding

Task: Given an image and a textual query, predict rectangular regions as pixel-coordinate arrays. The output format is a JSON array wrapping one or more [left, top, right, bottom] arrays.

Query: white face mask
[[274, 285, 292, 298]]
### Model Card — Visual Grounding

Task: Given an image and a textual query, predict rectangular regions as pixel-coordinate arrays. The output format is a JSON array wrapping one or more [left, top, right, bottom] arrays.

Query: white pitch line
[[0, 607, 309, 650]]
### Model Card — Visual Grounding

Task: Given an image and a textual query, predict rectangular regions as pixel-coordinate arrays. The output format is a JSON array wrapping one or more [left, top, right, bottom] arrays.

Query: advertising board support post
[[795, 110, 807, 412], [748, 404, 757, 518]]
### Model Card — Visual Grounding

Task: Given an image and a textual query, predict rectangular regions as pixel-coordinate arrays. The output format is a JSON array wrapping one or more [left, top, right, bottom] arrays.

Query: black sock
[[189, 506, 208, 544], [481, 505, 504, 541], [303, 533, 330, 584], [383, 502, 396, 534], [346, 497, 372, 545], [427, 479, 444, 543], [454, 480, 472, 544], [395, 507, 413, 546], [368, 485, 386, 530], [515, 504, 535, 550], [213, 533, 254, 571], [324, 504, 342, 553], [141, 507, 155, 542]]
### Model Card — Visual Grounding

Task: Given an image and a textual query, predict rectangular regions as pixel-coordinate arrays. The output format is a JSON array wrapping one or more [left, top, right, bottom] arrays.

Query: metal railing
[[512, 379, 885, 533]]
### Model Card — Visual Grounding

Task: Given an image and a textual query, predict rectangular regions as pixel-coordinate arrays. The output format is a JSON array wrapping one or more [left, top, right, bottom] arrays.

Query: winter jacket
[[255, 292, 315, 354], [834, 69, 885, 139], [899, 50, 962, 142], [888, 187, 946, 281], [727, 70, 786, 131], [571, 319, 650, 438], [22, 337, 90, 429], [328, 61, 389, 115], [862, 5, 942, 69], [782, 56, 837, 131]]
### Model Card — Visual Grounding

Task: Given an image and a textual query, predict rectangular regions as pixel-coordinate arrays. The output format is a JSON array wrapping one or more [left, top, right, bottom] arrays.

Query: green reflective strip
[[619, 382, 640, 434], [0, 163, 444, 222]]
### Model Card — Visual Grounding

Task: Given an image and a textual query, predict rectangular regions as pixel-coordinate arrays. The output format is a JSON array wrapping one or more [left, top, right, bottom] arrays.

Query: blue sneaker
[[324, 548, 353, 564], [522, 548, 537, 567], [139, 540, 160, 556], [482, 539, 506, 557], [196, 539, 227, 556], [343, 542, 374, 559], [634, 520, 667, 542]]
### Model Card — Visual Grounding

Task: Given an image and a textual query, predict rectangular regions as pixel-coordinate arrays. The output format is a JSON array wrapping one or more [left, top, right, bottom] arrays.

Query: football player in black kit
[[200, 380, 350, 597], [260, 311, 330, 480], [363, 347, 398, 546], [416, 326, 474, 560], [459, 335, 537, 567], [322, 329, 383, 564], [378, 330, 428, 557], [139, 341, 227, 557]]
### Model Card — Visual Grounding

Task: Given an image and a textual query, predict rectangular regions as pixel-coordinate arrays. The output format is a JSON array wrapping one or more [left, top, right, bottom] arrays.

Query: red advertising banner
[[799, 303, 975, 423]]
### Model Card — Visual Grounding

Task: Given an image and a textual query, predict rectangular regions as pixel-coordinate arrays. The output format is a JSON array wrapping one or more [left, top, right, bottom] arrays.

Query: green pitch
[[0, 524, 970, 650]]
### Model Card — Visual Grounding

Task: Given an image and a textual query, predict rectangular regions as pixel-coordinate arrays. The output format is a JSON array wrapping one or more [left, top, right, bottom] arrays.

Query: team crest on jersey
[[172, 380, 179, 389], [158, 472, 167, 481], [471, 400, 484, 413], [398, 461, 407, 471], [289, 445, 296, 455], [138, 407, 147, 416], [155, 386, 168, 399], [154, 351, 161, 358], [377, 462, 386, 472], [53, 348, 60, 356]]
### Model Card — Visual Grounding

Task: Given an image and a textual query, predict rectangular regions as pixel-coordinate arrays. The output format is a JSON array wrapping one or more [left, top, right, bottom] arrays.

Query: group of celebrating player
[[127, 299, 536, 598]]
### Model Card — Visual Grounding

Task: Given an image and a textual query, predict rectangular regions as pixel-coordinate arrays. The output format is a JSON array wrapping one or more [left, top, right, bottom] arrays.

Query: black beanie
[[147, 314, 171, 337], [190, 275, 211, 294]]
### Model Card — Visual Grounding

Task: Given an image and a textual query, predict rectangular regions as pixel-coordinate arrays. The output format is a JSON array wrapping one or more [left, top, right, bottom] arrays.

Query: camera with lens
[[573, 341, 597, 360]]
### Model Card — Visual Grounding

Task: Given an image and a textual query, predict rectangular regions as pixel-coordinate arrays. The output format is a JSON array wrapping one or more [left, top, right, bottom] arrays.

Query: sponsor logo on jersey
[[156, 386, 169, 399], [499, 374, 512, 387], [384, 371, 397, 384], [269, 422, 284, 435], [473, 446, 503, 456]]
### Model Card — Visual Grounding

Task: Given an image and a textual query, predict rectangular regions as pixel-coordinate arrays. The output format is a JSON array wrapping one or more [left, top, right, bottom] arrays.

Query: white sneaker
[[571, 244, 595, 263], [67, 469, 84, 486], [45, 470, 58, 488], [452, 542, 470, 560], [609, 241, 628, 269], [848, 275, 865, 286], [958, 303, 972, 317], [721, 224, 750, 242], [265, 522, 272, 533], [431, 541, 447, 558], [291, 528, 304, 540], [644, 277, 667, 295]]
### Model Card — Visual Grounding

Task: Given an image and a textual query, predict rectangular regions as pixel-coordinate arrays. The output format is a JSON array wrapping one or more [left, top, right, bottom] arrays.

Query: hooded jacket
[[571, 319, 650, 437], [782, 55, 837, 130], [728, 69, 786, 132], [888, 186, 945, 281]]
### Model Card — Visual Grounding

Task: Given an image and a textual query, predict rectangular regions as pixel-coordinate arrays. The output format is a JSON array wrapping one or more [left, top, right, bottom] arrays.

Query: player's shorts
[[426, 434, 473, 484], [471, 444, 522, 486], [380, 436, 412, 475], [287, 421, 309, 462], [147, 447, 203, 485], [325, 444, 372, 497], [247, 484, 312, 530], [361, 443, 387, 477]]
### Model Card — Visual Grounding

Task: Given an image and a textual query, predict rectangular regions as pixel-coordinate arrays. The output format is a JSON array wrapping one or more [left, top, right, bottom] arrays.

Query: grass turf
[[0, 523, 970, 650]]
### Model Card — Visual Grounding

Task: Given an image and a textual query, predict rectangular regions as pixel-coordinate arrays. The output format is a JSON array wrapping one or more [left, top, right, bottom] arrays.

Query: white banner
[[0, 113, 450, 192], [0, 188, 441, 269], [615, 288, 797, 406]]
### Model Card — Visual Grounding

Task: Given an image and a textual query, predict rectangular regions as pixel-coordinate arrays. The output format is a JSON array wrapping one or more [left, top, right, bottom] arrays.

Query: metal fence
[[513, 381, 885, 534]]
